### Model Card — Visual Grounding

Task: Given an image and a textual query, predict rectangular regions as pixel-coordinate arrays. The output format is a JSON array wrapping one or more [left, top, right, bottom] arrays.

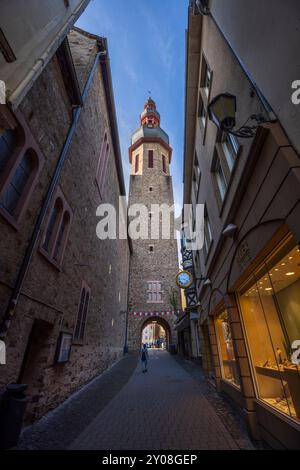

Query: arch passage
[[127, 313, 177, 351], [141, 317, 171, 349]]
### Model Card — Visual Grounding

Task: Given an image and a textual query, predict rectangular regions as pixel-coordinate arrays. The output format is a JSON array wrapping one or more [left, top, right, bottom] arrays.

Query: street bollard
[[0, 384, 28, 449]]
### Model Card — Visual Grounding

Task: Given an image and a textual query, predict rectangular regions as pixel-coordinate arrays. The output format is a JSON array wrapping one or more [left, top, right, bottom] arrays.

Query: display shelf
[[255, 365, 281, 379]]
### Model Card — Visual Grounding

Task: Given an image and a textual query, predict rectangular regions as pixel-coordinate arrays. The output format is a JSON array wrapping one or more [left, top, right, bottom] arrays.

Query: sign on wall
[[55, 332, 72, 364]]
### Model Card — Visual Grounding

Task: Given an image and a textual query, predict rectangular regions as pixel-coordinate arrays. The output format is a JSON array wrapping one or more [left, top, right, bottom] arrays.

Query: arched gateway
[[127, 98, 179, 351], [128, 311, 178, 351]]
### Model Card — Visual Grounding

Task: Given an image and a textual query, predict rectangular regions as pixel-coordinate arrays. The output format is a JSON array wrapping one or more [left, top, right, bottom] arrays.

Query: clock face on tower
[[176, 270, 193, 289]]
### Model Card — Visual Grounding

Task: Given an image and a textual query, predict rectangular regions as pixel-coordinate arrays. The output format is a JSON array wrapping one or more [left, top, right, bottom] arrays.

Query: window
[[148, 150, 154, 168], [74, 282, 90, 342], [211, 133, 240, 207], [42, 198, 63, 253], [162, 155, 167, 174], [200, 56, 211, 98], [147, 281, 163, 303], [221, 132, 239, 171], [96, 132, 110, 197], [41, 188, 72, 268], [0, 27, 16, 62], [192, 152, 201, 203], [238, 238, 300, 422], [198, 94, 207, 129], [0, 113, 44, 228], [0, 150, 37, 217], [212, 153, 228, 201], [53, 211, 70, 262], [0, 144, 40, 225], [198, 54, 212, 142], [203, 211, 213, 259], [215, 310, 240, 388], [135, 154, 139, 174]]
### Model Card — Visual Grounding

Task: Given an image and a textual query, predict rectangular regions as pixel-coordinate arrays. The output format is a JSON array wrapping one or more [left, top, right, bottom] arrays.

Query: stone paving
[[17, 350, 257, 450], [69, 350, 250, 450], [17, 353, 138, 450], [173, 355, 258, 450]]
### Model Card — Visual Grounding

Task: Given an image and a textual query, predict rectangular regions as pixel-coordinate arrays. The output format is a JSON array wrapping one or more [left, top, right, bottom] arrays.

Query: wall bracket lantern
[[208, 93, 274, 138], [192, 0, 210, 16]]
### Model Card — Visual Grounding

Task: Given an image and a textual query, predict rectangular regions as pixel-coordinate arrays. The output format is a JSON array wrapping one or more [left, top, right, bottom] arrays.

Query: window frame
[[198, 93, 207, 131], [148, 150, 154, 169], [0, 110, 44, 230], [73, 281, 91, 344], [192, 151, 201, 204], [221, 132, 240, 172], [212, 131, 242, 213], [40, 187, 73, 270], [96, 130, 110, 198], [198, 53, 213, 145], [147, 280, 163, 303], [162, 154, 167, 174], [203, 208, 213, 262], [135, 154, 139, 174]]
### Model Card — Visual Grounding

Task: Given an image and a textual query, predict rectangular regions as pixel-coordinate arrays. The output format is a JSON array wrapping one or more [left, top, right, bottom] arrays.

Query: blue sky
[[76, 0, 188, 210]]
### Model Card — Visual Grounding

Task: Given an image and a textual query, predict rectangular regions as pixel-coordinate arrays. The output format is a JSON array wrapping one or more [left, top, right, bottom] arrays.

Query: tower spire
[[140, 96, 160, 127]]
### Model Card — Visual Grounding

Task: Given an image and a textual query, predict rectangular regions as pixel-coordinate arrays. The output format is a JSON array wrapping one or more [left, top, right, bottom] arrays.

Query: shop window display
[[239, 238, 300, 422], [215, 311, 240, 388]]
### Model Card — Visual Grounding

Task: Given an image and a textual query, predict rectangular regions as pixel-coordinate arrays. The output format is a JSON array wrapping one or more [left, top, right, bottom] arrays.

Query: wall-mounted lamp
[[208, 93, 274, 138], [193, 0, 210, 16], [222, 223, 238, 238]]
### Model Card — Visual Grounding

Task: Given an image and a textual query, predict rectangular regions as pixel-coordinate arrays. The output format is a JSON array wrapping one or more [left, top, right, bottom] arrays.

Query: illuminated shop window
[[238, 238, 300, 422], [215, 311, 240, 388]]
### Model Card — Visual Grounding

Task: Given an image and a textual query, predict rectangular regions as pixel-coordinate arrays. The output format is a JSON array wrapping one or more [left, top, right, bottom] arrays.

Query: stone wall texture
[[0, 29, 130, 422]]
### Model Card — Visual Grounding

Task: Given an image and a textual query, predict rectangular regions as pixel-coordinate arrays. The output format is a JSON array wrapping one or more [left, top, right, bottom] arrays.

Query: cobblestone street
[[18, 350, 256, 450]]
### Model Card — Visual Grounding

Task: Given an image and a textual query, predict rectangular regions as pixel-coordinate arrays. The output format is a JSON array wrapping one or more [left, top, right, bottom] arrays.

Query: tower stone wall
[[127, 99, 179, 350]]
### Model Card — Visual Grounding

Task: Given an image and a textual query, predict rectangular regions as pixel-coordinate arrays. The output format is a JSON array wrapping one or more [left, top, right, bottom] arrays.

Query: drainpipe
[[0, 51, 106, 339]]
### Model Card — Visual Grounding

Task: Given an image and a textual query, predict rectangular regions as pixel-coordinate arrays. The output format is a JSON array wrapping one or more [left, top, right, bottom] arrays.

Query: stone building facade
[[127, 99, 179, 351], [0, 26, 130, 422], [184, 1, 300, 449]]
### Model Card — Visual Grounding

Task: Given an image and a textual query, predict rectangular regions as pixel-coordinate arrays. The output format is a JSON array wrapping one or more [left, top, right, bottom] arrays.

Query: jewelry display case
[[215, 310, 240, 388], [239, 240, 300, 422]]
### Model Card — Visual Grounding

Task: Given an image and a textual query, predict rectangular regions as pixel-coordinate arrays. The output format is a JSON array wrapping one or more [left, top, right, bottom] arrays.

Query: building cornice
[[129, 136, 173, 163]]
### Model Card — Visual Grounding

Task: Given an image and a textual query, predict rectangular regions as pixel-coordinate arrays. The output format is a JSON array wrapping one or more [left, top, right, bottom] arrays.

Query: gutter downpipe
[[0, 51, 105, 339]]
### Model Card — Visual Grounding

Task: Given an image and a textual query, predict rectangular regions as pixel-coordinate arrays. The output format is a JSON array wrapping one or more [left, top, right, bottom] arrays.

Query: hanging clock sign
[[176, 270, 193, 289]]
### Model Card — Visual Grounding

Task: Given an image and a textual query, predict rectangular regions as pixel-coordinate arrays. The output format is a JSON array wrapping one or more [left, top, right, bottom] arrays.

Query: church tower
[[127, 98, 179, 350]]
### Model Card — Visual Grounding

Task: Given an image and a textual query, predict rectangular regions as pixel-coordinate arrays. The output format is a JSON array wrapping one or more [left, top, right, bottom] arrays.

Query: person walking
[[141, 343, 149, 373]]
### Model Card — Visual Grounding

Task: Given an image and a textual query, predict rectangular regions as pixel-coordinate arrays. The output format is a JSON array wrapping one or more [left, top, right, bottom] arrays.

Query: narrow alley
[[17, 350, 255, 451], [1, 0, 300, 456]]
